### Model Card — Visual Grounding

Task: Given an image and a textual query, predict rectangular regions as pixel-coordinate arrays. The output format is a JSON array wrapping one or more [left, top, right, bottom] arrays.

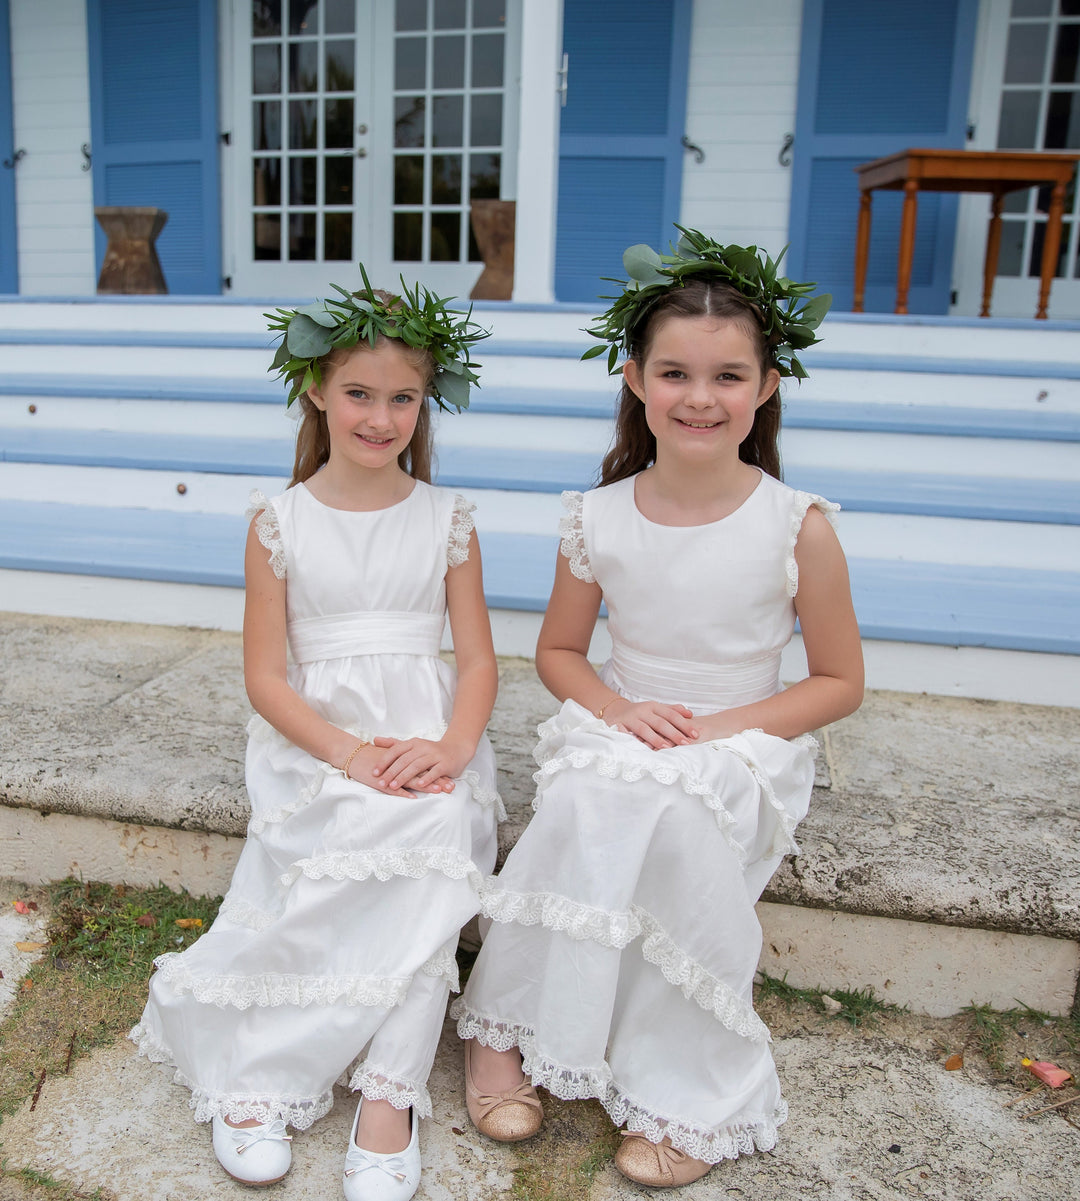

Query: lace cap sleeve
[[245, 489, 287, 579], [447, 493, 476, 568], [787, 491, 840, 597], [558, 490, 595, 583]]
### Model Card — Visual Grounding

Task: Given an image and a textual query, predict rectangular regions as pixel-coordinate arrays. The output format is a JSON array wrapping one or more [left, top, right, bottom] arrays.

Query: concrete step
[[1, 611, 1077, 1021]]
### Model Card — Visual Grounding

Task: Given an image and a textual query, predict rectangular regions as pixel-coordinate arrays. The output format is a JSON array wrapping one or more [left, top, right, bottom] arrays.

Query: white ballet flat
[[343, 1098, 421, 1201], [211, 1114, 292, 1186]]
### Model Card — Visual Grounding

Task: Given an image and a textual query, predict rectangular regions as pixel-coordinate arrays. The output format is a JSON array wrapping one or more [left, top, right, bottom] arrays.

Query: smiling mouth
[[678, 419, 720, 429], [356, 433, 394, 445]]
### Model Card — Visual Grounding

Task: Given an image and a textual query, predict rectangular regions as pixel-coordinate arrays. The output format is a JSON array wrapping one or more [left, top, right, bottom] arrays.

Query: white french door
[[954, 0, 1080, 317], [226, 0, 518, 297]]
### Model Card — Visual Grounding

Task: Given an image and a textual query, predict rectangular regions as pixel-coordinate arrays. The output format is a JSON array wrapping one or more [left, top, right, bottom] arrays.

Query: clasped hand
[[344, 735, 467, 795], [600, 700, 740, 749]]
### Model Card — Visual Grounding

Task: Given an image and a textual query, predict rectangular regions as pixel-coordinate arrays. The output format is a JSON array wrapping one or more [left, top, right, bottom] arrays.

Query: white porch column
[[512, 0, 562, 304]]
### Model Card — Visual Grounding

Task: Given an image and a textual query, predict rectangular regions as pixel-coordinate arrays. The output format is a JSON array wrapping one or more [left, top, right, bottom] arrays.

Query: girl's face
[[623, 315, 780, 465], [308, 340, 427, 471]]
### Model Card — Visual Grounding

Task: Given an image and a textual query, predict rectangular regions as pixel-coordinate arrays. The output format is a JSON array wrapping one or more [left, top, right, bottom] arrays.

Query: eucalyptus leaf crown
[[583, 226, 832, 381], [266, 263, 490, 413]]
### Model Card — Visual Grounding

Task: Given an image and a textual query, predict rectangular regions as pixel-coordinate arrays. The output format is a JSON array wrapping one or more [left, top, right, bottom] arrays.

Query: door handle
[[2, 148, 26, 169]]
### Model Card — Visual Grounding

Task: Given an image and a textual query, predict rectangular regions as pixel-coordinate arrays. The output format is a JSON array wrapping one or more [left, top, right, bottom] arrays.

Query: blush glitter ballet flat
[[463, 1038, 543, 1142], [211, 1114, 292, 1186], [614, 1131, 711, 1188]]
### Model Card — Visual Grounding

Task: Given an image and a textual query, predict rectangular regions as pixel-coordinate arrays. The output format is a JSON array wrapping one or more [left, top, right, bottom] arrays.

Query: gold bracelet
[[596, 696, 620, 720], [338, 739, 369, 778]]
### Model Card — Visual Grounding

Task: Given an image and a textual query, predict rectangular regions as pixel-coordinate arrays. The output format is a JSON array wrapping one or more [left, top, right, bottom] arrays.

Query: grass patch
[[509, 1096, 620, 1201], [0, 1162, 113, 1199], [755, 971, 906, 1028], [961, 1001, 1080, 1079], [0, 879, 220, 1121]]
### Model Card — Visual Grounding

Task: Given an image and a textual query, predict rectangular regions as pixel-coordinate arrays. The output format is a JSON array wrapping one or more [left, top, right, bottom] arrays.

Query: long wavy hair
[[288, 290, 436, 487], [598, 279, 783, 486]]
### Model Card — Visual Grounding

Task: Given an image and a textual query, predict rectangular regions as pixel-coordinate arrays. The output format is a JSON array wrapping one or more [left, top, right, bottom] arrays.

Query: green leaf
[[798, 293, 832, 329], [581, 343, 608, 361], [622, 243, 667, 286], [295, 302, 339, 328], [434, 368, 470, 411], [286, 313, 334, 358]]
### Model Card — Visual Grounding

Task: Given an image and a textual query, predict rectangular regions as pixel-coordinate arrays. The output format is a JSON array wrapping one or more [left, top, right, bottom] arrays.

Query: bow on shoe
[[344, 1148, 410, 1183], [230, 1118, 293, 1155], [471, 1079, 543, 1121]]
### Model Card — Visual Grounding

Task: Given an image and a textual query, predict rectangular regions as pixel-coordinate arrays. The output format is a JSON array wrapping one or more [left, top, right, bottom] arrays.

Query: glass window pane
[[254, 212, 281, 259], [289, 99, 318, 148], [467, 219, 482, 261], [395, 155, 425, 204], [471, 33, 503, 87], [324, 0, 354, 34], [1011, 0, 1050, 14], [472, 0, 505, 28], [288, 211, 316, 259], [433, 35, 465, 87], [325, 98, 354, 147], [289, 0, 318, 36], [396, 37, 427, 89], [325, 155, 353, 204], [1045, 91, 1080, 148], [997, 219, 1026, 275], [1003, 186, 1031, 212], [434, 0, 466, 28], [430, 212, 460, 260], [252, 0, 281, 37], [432, 153, 462, 203], [469, 152, 499, 198], [326, 40, 354, 91], [1004, 22, 1049, 84], [253, 44, 281, 93], [254, 101, 282, 150], [432, 95, 464, 146], [1061, 0, 1080, 14], [253, 157, 282, 205], [1053, 24, 1080, 83], [289, 40, 319, 91], [470, 93, 502, 145], [324, 212, 352, 260], [396, 0, 427, 32], [395, 96, 426, 147], [1029, 219, 1072, 276], [997, 90, 1040, 147], [394, 211, 423, 260], [289, 156, 317, 205]]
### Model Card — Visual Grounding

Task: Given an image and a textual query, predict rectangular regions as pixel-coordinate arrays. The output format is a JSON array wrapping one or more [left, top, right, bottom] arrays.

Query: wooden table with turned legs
[[852, 148, 1080, 319]]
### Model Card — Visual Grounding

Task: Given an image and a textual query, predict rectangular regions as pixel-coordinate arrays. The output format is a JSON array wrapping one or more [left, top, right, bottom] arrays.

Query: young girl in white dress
[[453, 229, 864, 1188], [132, 273, 501, 1200]]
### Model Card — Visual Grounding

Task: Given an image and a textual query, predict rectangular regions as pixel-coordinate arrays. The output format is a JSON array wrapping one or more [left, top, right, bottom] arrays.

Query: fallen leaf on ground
[[15, 941, 47, 952], [1023, 1059, 1073, 1088], [945, 1053, 964, 1071], [21, 979, 33, 991], [136, 913, 157, 927], [174, 918, 203, 929], [13, 900, 30, 914]]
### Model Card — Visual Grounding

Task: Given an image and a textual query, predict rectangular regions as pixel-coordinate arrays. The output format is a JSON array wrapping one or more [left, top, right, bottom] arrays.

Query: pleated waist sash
[[610, 642, 781, 712], [288, 611, 444, 664]]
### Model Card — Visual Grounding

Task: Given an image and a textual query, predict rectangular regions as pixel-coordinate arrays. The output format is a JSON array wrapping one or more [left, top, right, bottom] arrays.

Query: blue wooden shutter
[[0, 0, 17, 293], [787, 0, 978, 314], [86, 0, 221, 294], [555, 0, 691, 303]]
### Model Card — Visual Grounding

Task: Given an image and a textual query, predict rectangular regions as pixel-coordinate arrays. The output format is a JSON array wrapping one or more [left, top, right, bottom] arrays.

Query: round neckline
[[630, 468, 765, 529], [298, 478, 419, 514]]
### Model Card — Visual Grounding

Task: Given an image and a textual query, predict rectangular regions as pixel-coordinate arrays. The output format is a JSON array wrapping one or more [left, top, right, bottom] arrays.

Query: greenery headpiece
[[583, 225, 831, 380], [267, 263, 490, 413]]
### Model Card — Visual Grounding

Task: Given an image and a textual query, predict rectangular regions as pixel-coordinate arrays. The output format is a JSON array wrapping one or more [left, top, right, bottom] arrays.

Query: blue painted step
[[4, 429, 1077, 524], [1, 501, 1078, 655]]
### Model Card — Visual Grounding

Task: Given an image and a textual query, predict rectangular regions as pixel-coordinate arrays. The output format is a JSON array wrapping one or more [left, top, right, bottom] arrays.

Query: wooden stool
[[95, 206, 169, 295]]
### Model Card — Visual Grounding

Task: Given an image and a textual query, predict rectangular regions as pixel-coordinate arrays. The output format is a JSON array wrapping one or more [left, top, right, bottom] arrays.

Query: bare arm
[[242, 518, 421, 793], [693, 506, 864, 741], [372, 528, 499, 790], [536, 552, 698, 750]]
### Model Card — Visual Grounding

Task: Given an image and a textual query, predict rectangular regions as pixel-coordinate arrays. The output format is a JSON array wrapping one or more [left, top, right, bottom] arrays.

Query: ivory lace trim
[[281, 845, 486, 890], [246, 489, 286, 580], [129, 1023, 333, 1129], [476, 892, 767, 1042], [558, 490, 595, 582], [786, 492, 840, 597], [450, 1005, 785, 1163], [349, 1063, 434, 1119], [448, 494, 476, 568]]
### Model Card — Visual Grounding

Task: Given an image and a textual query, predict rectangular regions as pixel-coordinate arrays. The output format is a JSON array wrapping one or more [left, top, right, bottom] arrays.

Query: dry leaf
[[13, 900, 29, 914], [945, 1053, 964, 1071], [21, 979, 33, 991], [15, 941, 47, 952], [1023, 1058, 1073, 1089], [174, 918, 203, 929], [136, 913, 157, 928]]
